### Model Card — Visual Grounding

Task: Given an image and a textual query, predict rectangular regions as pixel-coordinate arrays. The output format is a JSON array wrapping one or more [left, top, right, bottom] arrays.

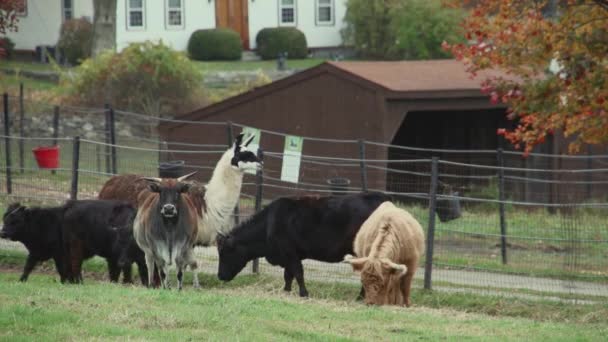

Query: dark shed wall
[[163, 72, 387, 195]]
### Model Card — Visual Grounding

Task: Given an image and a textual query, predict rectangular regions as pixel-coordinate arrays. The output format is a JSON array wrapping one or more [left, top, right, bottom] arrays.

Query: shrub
[[0, 36, 15, 59], [188, 28, 242, 61], [342, 0, 465, 60], [256, 28, 308, 60], [57, 18, 93, 65], [59, 41, 205, 116]]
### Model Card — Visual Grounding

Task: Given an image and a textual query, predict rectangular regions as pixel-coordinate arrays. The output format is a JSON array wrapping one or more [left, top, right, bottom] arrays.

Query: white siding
[[249, 0, 346, 50], [6, 1, 63, 51], [115, 0, 216, 52]]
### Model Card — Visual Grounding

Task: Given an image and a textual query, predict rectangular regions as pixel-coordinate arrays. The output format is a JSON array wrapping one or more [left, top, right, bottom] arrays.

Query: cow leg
[[69, 239, 85, 284], [107, 259, 121, 282], [177, 268, 183, 291], [190, 261, 200, 289], [283, 268, 294, 292], [145, 254, 156, 288], [356, 286, 366, 301], [401, 269, 415, 307], [122, 264, 133, 284], [52, 254, 68, 283], [136, 260, 148, 286], [160, 266, 170, 289], [288, 261, 308, 298], [19, 254, 38, 282]]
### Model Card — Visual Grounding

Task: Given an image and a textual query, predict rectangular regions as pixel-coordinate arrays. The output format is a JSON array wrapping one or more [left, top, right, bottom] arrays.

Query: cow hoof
[[283, 286, 291, 292], [299, 292, 309, 298]]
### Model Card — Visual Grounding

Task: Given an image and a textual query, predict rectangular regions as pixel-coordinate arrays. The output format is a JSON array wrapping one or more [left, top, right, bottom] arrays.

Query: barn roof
[[167, 60, 502, 128], [327, 60, 501, 93]]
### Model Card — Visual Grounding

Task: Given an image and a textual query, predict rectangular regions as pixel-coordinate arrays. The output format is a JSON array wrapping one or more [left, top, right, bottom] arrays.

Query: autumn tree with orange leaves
[[443, 0, 608, 154], [0, 0, 23, 58]]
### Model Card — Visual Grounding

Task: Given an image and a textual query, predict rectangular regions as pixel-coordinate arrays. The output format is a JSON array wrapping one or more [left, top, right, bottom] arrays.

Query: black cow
[[217, 192, 391, 297], [62, 200, 147, 284], [1, 203, 68, 282]]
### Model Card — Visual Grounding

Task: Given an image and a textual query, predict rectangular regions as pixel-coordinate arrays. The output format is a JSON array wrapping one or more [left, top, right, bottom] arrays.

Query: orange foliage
[[443, 0, 608, 153]]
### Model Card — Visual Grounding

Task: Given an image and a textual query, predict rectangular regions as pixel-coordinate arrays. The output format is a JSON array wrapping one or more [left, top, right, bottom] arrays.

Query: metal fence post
[[252, 147, 265, 274], [109, 107, 117, 174], [18, 83, 24, 174], [226, 121, 241, 226], [497, 148, 508, 265], [358, 139, 368, 192], [424, 157, 439, 290], [71, 136, 80, 200], [3, 93, 12, 194], [51, 106, 60, 175], [104, 104, 111, 174]]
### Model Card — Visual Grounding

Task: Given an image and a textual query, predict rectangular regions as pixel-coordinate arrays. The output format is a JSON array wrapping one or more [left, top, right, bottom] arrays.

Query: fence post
[[3, 93, 12, 194], [71, 136, 80, 200], [104, 104, 111, 174], [226, 121, 241, 226], [252, 147, 265, 274], [109, 107, 117, 174], [358, 139, 368, 192], [18, 82, 24, 174], [423, 157, 439, 290], [51, 106, 60, 175], [497, 148, 508, 264]]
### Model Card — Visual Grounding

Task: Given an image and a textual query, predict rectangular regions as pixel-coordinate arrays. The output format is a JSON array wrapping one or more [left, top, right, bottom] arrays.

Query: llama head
[[230, 133, 263, 172]]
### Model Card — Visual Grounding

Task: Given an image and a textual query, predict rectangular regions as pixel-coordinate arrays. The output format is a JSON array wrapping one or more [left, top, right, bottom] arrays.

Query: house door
[[216, 0, 249, 49]]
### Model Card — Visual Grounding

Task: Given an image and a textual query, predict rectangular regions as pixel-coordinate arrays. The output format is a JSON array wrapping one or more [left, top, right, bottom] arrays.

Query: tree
[[443, 0, 608, 154], [91, 0, 117, 56], [342, 0, 465, 60], [0, 0, 23, 57]]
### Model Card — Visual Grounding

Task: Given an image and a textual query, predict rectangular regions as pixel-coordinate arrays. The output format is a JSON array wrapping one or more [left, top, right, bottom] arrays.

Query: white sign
[[280, 135, 304, 183]]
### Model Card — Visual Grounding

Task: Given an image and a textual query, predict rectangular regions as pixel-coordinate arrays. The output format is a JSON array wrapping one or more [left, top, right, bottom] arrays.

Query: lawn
[[0, 250, 606, 341], [194, 58, 326, 74]]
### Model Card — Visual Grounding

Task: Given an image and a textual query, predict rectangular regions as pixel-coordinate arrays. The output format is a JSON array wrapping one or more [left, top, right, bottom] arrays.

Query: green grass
[[0, 60, 59, 73], [0, 250, 607, 341]]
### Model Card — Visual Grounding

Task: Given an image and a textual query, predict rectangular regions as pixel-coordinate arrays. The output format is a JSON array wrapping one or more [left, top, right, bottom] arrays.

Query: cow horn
[[177, 171, 198, 182], [381, 258, 407, 277], [142, 177, 162, 183]]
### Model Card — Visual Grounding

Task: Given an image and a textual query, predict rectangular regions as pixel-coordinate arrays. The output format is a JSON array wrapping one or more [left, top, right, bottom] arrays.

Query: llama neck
[[203, 149, 244, 234]]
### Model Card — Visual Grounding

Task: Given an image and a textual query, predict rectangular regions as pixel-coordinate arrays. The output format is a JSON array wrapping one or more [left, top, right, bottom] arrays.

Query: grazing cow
[[1, 203, 68, 282], [344, 201, 425, 307], [133, 174, 199, 290], [62, 200, 147, 284], [217, 192, 391, 297]]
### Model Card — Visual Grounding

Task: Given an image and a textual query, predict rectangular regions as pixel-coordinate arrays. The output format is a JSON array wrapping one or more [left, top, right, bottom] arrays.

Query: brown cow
[[133, 174, 199, 290], [344, 201, 425, 307]]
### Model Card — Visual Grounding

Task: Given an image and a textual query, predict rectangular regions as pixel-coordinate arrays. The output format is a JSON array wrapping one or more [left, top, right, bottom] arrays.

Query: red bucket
[[32, 145, 60, 169]]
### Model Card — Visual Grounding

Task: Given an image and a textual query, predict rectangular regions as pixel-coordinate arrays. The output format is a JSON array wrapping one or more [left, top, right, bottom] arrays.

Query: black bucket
[[158, 160, 185, 178], [436, 191, 462, 222], [327, 177, 351, 196]]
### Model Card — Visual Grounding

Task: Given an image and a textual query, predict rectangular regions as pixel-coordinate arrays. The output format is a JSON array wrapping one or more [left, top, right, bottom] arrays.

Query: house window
[[166, 0, 184, 29], [316, 0, 333, 25], [15, 0, 27, 16], [63, 0, 73, 21], [279, 0, 296, 26], [127, 0, 145, 29]]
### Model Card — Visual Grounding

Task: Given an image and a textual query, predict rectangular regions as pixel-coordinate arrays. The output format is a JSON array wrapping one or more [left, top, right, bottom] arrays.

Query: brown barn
[[159, 60, 607, 203]]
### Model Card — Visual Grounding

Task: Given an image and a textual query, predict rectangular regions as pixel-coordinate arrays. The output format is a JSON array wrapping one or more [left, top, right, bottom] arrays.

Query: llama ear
[[234, 133, 244, 148]]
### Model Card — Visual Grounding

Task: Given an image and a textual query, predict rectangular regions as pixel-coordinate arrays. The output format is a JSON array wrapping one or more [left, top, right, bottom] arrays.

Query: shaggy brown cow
[[344, 201, 425, 307]]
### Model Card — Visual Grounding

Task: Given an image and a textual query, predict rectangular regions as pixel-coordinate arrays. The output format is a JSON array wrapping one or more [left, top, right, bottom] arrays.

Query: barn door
[[215, 0, 249, 49]]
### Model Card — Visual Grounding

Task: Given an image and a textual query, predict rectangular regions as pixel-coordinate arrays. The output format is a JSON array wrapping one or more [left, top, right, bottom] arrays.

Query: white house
[[7, 0, 347, 53]]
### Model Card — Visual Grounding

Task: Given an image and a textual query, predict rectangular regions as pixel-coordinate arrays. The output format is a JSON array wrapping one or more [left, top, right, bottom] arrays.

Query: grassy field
[[0, 251, 606, 341]]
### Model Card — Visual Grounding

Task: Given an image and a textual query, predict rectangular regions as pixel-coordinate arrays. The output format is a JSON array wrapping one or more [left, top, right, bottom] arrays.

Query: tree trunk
[[92, 0, 117, 56]]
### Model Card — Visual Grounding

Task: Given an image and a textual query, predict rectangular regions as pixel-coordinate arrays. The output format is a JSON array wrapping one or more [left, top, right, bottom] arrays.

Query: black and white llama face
[[230, 133, 262, 172]]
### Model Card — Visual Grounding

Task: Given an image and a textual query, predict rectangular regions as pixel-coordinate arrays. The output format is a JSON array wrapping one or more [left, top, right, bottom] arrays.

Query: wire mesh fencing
[[1, 99, 608, 303]]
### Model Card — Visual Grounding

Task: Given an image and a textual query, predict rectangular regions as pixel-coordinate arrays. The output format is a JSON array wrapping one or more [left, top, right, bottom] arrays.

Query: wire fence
[[1, 96, 607, 303]]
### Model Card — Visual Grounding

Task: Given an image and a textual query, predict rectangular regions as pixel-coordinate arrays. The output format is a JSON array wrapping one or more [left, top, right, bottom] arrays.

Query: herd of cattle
[[0, 133, 425, 306]]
